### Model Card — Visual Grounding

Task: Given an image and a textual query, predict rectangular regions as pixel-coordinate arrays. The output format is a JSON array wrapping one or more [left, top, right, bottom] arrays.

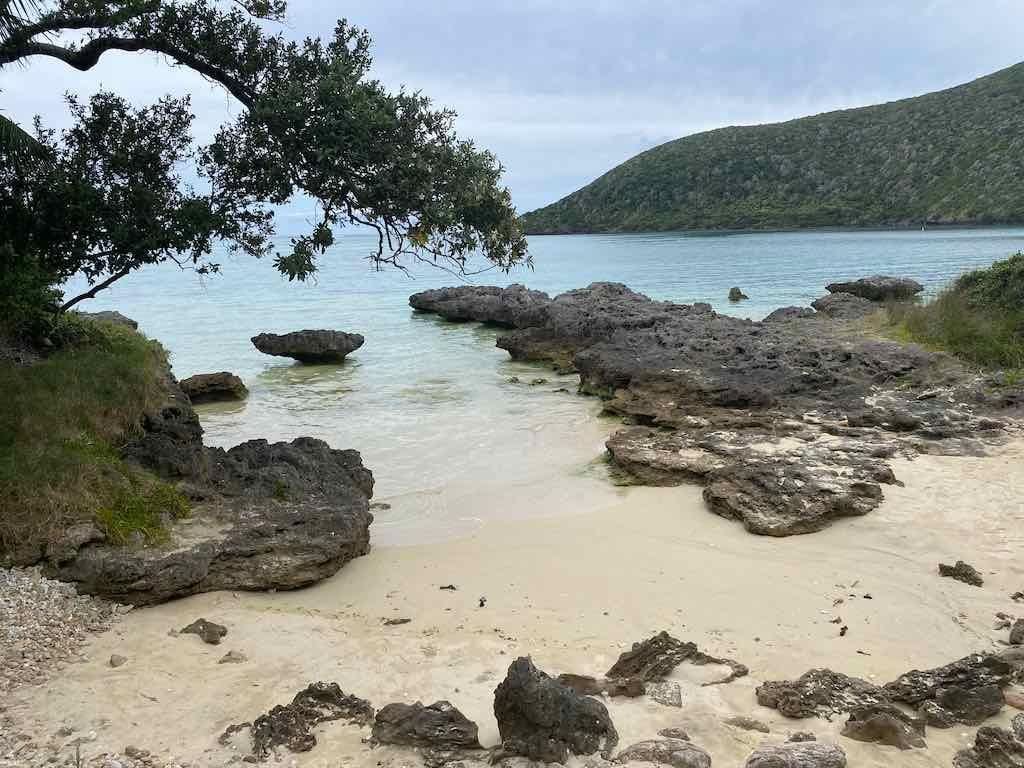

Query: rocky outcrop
[[493, 656, 618, 763], [840, 704, 926, 749], [371, 701, 481, 749], [884, 653, 1015, 725], [74, 310, 139, 329], [763, 306, 816, 322], [810, 292, 876, 319], [826, 275, 924, 302], [616, 739, 711, 768], [251, 330, 363, 363], [409, 284, 551, 328], [953, 714, 1024, 768], [744, 742, 847, 768], [729, 286, 749, 301], [180, 371, 248, 404]]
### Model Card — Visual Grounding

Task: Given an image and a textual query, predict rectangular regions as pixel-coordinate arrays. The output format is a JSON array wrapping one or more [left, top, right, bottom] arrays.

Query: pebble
[[109, 654, 128, 668]]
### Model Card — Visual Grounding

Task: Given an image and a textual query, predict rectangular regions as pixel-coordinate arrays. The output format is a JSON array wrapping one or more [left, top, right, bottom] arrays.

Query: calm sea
[[69, 227, 1024, 543]]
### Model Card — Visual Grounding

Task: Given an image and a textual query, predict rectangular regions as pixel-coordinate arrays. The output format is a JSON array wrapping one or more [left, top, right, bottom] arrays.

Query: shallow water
[[69, 227, 1024, 543]]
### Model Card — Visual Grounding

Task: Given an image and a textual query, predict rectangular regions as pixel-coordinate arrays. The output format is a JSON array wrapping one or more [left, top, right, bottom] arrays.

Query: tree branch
[[59, 266, 131, 313]]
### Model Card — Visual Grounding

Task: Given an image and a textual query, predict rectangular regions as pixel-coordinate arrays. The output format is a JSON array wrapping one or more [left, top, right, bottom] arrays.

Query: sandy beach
[[6, 434, 1023, 767]]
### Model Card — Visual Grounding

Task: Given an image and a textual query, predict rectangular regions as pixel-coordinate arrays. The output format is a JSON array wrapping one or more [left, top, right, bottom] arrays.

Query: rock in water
[[409, 284, 552, 328], [729, 287, 749, 301], [251, 330, 364, 363], [371, 700, 481, 749], [180, 372, 248, 404], [825, 275, 924, 301], [939, 560, 985, 587], [744, 742, 847, 768], [615, 739, 711, 768], [181, 618, 227, 645], [493, 656, 618, 763]]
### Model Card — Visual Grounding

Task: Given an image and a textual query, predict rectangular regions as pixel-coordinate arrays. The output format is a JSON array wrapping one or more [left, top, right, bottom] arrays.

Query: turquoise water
[[70, 227, 1024, 542]]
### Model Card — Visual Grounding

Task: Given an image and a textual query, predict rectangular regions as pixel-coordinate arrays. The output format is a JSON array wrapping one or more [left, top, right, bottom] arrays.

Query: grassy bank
[[887, 252, 1024, 375], [0, 316, 189, 560]]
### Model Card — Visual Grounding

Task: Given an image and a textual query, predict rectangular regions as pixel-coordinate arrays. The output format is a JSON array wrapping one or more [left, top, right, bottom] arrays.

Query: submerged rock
[[940, 560, 985, 587], [826, 275, 924, 302], [372, 700, 481, 750], [744, 742, 847, 768], [251, 330, 363, 363], [616, 739, 711, 768], [493, 656, 618, 763], [180, 371, 248, 404]]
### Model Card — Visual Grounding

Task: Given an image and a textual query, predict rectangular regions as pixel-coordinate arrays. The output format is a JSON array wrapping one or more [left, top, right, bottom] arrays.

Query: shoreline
[[6, 438, 1024, 767]]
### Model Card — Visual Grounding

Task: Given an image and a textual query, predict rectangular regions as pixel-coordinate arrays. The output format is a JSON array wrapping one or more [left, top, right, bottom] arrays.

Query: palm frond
[[0, 112, 43, 163], [0, 0, 43, 42]]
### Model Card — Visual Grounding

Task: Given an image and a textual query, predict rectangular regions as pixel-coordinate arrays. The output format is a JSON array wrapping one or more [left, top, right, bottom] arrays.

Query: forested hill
[[520, 62, 1024, 234]]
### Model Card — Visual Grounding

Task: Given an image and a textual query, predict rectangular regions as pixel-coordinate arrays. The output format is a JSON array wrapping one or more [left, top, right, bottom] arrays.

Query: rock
[[744, 742, 847, 768], [219, 650, 248, 664], [729, 287, 749, 302], [556, 674, 645, 698], [606, 631, 748, 686], [953, 724, 1024, 768], [920, 700, 959, 728], [724, 716, 770, 733], [239, 682, 373, 759], [108, 654, 127, 668], [810, 292, 876, 319], [409, 284, 551, 328], [788, 732, 817, 743], [493, 656, 618, 763], [884, 653, 1014, 725], [371, 700, 482, 749], [658, 728, 690, 741], [181, 618, 227, 645], [251, 330, 364, 363], [180, 372, 248, 404], [615, 739, 711, 768], [46, 524, 106, 566], [840, 705, 926, 749], [939, 560, 985, 587], [51, 437, 374, 606], [826, 276, 924, 302], [1011, 620, 1024, 645], [763, 306, 816, 322], [74, 310, 138, 329], [647, 681, 683, 708], [756, 669, 890, 719]]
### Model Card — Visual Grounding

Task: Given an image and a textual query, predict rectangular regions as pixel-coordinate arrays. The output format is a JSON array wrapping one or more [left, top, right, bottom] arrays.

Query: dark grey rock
[[788, 732, 817, 743], [657, 728, 690, 741], [181, 618, 227, 645], [372, 700, 481, 750], [757, 668, 890, 719], [556, 674, 645, 698], [840, 704, 925, 749], [940, 560, 985, 587], [409, 284, 551, 328], [884, 653, 1014, 724], [729, 287, 749, 302], [953, 725, 1024, 768], [810, 292, 876, 319], [493, 656, 618, 763], [615, 739, 710, 768], [180, 372, 248, 404], [724, 716, 770, 733], [606, 631, 748, 686], [744, 742, 847, 768], [108, 654, 127, 668], [46, 524, 106, 566], [251, 330, 363, 363], [826, 276, 924, 302], [1010, 619, 1024, 645], [763, 306, 816, 322]]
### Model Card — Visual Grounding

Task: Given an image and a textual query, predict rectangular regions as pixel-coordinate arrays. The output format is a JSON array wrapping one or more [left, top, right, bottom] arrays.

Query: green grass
[[0, 315, 190, 558], [886, 253, 1024, 374]]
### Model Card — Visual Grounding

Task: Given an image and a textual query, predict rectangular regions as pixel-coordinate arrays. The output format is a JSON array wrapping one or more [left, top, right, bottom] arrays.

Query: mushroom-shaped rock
[[826, 275, 923, 301], [251, 330, 363, 363], [744, 741, 847, 768], [180, 372, 248, 404], [494, 656, 618, 763], [371, 700, 482, 750]]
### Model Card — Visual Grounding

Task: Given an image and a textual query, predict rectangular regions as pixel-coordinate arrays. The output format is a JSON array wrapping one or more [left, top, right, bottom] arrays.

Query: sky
[[3, 1, 1024, 215]]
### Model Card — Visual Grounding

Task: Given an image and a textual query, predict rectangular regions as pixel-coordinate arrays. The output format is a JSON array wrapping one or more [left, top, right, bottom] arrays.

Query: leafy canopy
[[0, 0, 528, 318]]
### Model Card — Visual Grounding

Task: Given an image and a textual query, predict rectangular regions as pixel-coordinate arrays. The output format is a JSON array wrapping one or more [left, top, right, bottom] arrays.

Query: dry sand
[[7, 438, 1024, 767]]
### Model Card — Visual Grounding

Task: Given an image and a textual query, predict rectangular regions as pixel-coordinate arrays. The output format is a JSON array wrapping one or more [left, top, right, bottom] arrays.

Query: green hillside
[[520, 63, 1024, 234]]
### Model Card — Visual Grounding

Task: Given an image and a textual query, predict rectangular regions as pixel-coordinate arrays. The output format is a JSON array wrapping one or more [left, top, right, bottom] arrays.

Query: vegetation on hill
[[887, 253, 1024, 372], [0, 317, 188, 562], [521, 63, 1024, 234]]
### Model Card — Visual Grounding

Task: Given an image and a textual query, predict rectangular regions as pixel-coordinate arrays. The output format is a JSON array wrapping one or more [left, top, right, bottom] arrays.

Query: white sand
[[8, 439, 1024, 767]]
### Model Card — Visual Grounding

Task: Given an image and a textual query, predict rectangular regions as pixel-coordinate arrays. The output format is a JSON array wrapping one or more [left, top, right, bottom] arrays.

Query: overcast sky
[[3, 1, 1023, 215]]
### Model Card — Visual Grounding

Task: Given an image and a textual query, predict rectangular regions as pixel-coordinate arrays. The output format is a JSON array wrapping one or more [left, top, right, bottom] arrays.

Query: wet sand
[[8, 439, 1024, 767]]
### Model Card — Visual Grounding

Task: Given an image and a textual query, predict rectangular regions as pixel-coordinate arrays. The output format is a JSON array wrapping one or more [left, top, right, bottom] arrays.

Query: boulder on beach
[[826, 275, 924, 301], [810, 292, 876, 319], [371, 700, 482, 750], [728, 286, 749, 301], [744, 742, 847, 768], [616, 739, 711, 768], [251, 330, 363, 363], [180, 371, 248, 404]]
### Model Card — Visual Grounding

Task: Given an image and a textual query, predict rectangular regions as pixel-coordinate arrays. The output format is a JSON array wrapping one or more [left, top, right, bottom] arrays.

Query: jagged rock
[[729, 287, 749, 302], [920, 700, 959, 728], [1011, 620, 1024, 645], [606, 631, 748, 686], [251, 330, 363, 363], [826, 276, 924, 302], [181, 618, 227, 645], [953, 724, 1024, 768], [763, 306, 816, 322], [940, 560, 985, 587], [409, 284, 551, 328], [840, 705, 925, 749], [884, 653, 1014, 724], [372, 701, 481, 749], [493, 656, 618, 763], [756, 669, 890, 719], [240, 682, 373, 759], [810, 292, 876, 319], [725, 716, 770, 733], [615, 739, 711, 768], [180, 372, 248, 404], [744, 742, 847, 768]]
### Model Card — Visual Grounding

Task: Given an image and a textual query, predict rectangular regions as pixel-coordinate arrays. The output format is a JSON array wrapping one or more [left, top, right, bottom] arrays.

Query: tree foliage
[[521, 62, 1024, 234], [0, 0, 528, 328]]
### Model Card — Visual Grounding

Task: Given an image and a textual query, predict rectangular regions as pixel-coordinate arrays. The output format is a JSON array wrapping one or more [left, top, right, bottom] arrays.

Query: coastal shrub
[[0, 318, 181, 557], [888, 253, 1024, 371]]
